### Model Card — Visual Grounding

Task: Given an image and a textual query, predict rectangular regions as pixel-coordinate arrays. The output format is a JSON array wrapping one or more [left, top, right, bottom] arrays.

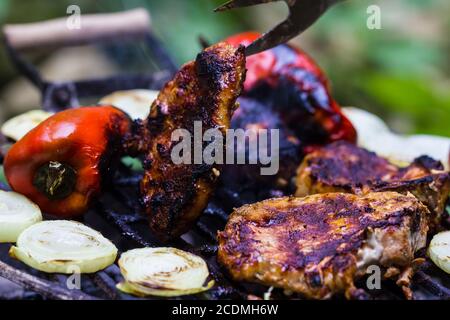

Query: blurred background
[[0, 0, 448, 136]]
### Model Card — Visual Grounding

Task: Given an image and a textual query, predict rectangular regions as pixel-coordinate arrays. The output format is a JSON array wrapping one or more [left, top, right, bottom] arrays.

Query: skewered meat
[[295, 141, 450, 229], [138, 42, 246, 240], [218, 192, 429, 299]]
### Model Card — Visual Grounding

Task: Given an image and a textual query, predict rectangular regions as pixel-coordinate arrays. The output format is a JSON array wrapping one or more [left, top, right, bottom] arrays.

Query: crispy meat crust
[[295, 141, 450, 229], [140, 43, 246, 240], [218, 192, 428, 299]]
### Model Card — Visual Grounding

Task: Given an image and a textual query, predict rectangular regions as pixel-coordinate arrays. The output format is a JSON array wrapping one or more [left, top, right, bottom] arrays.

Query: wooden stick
[[3, 8, 151, 51]]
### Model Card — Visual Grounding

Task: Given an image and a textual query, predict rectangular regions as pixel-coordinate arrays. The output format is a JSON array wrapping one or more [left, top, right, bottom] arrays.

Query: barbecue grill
[[0, 9, 449, 301]]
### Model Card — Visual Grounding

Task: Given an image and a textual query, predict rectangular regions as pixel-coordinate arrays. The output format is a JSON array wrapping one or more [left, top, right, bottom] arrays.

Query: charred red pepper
[[4, 106, 131, 218], [225, 31, 327, 91], [224, 31, 357, 149]]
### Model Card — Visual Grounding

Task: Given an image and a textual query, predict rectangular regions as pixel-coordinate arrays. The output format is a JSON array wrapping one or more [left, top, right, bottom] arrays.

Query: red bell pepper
[[4, 106, 131, 217]]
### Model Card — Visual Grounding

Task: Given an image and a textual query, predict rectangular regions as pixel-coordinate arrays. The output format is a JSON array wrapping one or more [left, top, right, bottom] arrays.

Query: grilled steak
[[138, 43, 246, 240], [218, 192, 429, 299], [295, 141, 450, 229]]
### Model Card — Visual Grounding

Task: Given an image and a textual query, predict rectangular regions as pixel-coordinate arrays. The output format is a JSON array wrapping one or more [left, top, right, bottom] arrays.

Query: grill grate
[[1, 167, 449, 300]]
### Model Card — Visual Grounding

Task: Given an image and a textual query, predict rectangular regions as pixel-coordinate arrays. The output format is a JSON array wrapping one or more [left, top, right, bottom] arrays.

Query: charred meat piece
[[218, 192, 429, 299], [295, 141, 450, 229], [139, 43, 246, 240]]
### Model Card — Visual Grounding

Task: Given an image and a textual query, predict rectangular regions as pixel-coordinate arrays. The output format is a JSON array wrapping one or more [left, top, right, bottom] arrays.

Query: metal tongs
[[216, 0, 345, 56]]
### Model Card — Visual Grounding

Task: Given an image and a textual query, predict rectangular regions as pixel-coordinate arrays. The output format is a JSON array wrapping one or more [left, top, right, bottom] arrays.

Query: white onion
[[10, 220, 117, 274], [99, 89, 159, 119], [343, 107, 450, 169], [1, 110, 54, 141], [0, 191, 42, 243], [117, 247, 214, 297], [428, 231, 450, 274]]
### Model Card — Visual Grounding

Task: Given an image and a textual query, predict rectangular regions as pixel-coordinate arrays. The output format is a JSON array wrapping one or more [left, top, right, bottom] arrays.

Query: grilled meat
[[138, 42, 246, 240], [218, 192, 429, 299], [295, 141, 450, 229]]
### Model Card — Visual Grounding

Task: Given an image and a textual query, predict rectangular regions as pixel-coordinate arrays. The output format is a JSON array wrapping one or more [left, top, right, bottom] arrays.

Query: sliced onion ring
[[117, 247, 214, 297], [0, 191, 42, 243], [10, 220, 117, 274], [428, 231, 450, 274], [1, 110, 54, 141], [99, 89, 159, 120]]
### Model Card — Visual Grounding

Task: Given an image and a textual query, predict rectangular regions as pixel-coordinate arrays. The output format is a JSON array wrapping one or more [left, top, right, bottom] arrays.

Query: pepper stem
[[33, 161, 77, 200]]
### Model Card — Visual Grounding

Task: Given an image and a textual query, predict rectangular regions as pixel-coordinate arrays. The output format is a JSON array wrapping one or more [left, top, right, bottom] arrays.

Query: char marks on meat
[[296, 141, 450, 229], [137, 43, 246, 240], [218, 192, 428, 299]]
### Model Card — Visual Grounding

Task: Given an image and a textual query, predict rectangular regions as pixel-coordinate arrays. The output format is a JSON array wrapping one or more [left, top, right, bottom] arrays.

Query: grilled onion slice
[[10, 220, 117, 274], [0, 191, 42, 243], [99, 89, 159, 119], [1, 110, 53, 141], [428, 231, 450, 274], [117, 247, 214, 297]]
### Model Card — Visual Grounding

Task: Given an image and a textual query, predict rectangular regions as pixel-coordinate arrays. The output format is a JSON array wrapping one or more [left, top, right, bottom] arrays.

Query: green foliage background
[[0, 0, 448, 136]]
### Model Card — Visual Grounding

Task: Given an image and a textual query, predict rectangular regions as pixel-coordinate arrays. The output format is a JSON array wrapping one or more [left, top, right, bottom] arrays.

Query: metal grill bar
[[91, 269, 126, 300], [0, 260, 98, 300], [415, 271, 450, 299]]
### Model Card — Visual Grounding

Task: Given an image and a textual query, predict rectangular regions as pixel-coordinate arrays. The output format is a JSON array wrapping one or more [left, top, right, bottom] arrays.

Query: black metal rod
[[3, 37, 45, 90], [0, 260, 98, 300], [90, 271, 121, 300], [145, 33, 178, 74], [99, 207, 155, 248], [73, 71, 171, 98], [195, 221, 219, 243], [415, 271, 450, 299]]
